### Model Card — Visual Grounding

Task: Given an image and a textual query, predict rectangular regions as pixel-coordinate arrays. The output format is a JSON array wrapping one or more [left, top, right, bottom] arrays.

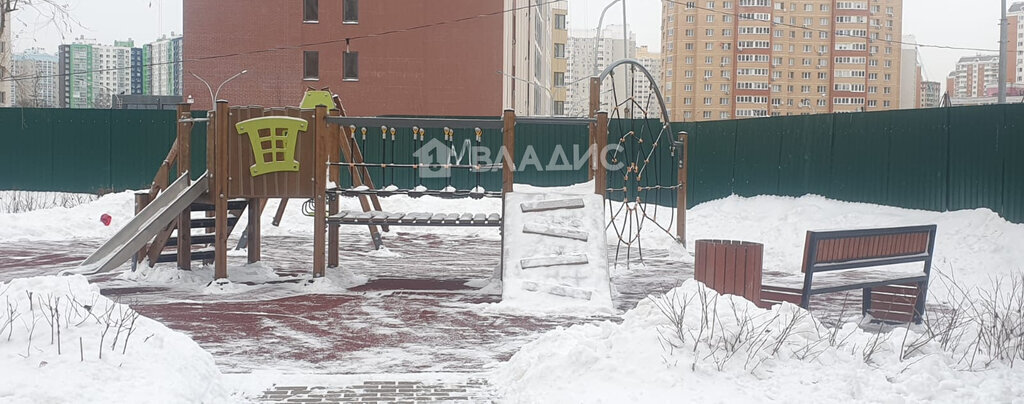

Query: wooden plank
[[521, 281, 593, 301], [520, 198, 585, 213], [472, 213, 487, 224], [176, 103, 193, 270], [313, 105, 328, 277], [594, 111, 608, 196], [353, 211, 372, 220], [214, 101, 230, 280], [677, 132, 688, 244], [520, 254, 589, 269], [331, 211, 351, 219], [486, 213, 501, 224], [458, 213, 473, 223], [444, 213, 460, 223], [430, 213, 447, 223], [386, 212, 406, 220], [522, 223, 589, 241], [502, 110, 515, 194]]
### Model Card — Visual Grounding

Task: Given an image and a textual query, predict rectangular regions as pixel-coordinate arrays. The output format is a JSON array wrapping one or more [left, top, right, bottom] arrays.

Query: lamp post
[[96, 84, 124, 109], [592, 0, 624, 76], [189, 69, 247, 107]]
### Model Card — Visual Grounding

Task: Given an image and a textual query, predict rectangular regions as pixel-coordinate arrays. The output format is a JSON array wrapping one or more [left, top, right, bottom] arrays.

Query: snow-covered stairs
[[501, 192, 612, 311]]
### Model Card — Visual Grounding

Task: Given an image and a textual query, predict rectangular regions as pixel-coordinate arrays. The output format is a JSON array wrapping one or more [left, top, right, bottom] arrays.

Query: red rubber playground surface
[[0, 233, 691, 374]]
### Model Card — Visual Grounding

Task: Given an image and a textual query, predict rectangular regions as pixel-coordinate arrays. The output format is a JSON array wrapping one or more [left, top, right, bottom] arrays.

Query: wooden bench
[[760, 225, 937, 324]]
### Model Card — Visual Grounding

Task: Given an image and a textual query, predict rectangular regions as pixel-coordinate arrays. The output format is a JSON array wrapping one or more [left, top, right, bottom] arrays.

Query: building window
[[343, 0, 359, 23], [555, 14, 566, 30], [304, 51, 319, 79], [553, 101, 565, 115], [303, 0, 318, 22], [344, 51, 359, 81], [554, 72, 565, 87], [554, 43, 565, 58]]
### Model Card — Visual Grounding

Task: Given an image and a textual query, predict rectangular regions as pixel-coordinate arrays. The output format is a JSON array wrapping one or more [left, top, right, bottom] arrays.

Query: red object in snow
[[100, 214, 112, 226]]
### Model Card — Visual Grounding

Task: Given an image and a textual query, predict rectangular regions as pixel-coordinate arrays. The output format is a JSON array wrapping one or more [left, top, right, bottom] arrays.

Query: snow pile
[[117, 261, 369, 295], [0, 275, 231, 403], [0, 190, 135, 242], [493, 279, 1024, 403], [688, 194, 1024, 297]]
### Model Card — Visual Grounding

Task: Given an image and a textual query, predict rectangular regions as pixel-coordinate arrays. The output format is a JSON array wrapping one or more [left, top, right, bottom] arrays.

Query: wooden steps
[[148, 198, 249, 267]]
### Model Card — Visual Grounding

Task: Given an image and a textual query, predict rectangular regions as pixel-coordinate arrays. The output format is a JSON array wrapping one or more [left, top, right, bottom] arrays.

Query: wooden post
[[176, 103, 193, 270], [327, 109, 341, 268], [313, 105, 328, 278], [247, 198, 261, 263], [213, 101, 230, 280], [501, 109, 516, 194], [588, 77, 601, 180], [677, 132, 688, 245], [594, 111, 608, 196]]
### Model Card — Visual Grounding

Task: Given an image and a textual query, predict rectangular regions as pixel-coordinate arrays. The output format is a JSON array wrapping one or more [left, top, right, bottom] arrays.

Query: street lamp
[[96, 84, 124, 109], [593, 0, 624, 76], [189, 69, 247, 107]]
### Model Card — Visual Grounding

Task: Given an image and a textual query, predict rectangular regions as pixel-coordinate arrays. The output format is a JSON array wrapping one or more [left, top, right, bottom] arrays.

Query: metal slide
[[66, 172, 210, 275]]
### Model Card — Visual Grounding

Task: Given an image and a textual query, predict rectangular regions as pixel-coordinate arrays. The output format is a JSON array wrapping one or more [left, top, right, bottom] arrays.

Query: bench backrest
[[801, 224, 937, 274]]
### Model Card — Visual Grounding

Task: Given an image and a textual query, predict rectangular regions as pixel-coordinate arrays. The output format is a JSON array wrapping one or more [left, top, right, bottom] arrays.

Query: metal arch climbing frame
[[597, 58, 672, 126], [593, 58, 683, 269]]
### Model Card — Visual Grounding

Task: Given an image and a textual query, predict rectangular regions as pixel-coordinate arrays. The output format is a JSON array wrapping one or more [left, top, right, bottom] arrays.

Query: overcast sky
[[10, 0, 1012, 88]]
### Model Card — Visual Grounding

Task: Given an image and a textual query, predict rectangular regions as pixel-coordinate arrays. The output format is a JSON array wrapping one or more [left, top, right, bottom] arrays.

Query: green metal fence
[[2, 104, 1022, 223], [680, 103, 1024, 224]]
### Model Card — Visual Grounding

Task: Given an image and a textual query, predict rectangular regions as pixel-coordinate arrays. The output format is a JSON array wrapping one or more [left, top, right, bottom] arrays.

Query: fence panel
[[0, 108, 55, 191], [828, 112, 890, 204], [110, 109, 177, 191], [777, 113, 833, 197], [686, 119, 737, 207], [947, 105, 1004, 213], [882, 108, 948, 211], [733, 117, 783, 197], [1000, 104, 1024, 223], [515, 122, 589, 188], [50, 110, 114, 193]]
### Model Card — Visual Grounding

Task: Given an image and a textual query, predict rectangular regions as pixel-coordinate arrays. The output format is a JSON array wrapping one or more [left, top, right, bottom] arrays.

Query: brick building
[[183, 0, 520, 116]]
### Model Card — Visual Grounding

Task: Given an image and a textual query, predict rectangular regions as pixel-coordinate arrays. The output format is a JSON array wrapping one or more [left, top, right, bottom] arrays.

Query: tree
[[1, 0, 76, 98]]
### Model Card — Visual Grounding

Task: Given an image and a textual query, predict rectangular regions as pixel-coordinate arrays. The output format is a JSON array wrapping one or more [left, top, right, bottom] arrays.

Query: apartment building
[[662, 0, 903, 121], [12, 48, 59, 107], [566, 25, 637, 117], [144, 34, 183, 96], [947, 55, 1001, 99], [919, 80, 939, 108], [552, 3, 568, 115], [184, 0, 555, 116], [58, 38, 133, 108], [634, 45, 664, 119], [899, 34, 921, 109]]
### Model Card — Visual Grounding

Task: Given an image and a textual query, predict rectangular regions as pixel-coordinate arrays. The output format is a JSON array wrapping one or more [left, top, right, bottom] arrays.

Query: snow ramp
[[502, 192, 613, 311], [67, 172, 209, 275]]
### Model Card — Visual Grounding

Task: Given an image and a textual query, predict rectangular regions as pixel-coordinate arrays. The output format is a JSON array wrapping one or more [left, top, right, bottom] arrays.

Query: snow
[[4, 186, 1024, 402], [0, 275, 233, 403], [492, 280, 1024, 403]]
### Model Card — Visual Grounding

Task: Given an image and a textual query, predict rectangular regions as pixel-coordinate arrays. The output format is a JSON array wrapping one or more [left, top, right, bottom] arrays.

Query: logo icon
[[412, 138, 455, 179]]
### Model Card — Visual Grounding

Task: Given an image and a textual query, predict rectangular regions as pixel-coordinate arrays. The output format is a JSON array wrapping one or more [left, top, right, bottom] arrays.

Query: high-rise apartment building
[[919, 80, 939, 108], [58, 38, 133, 108], [947, 55, 1000, 98], [662, 0, 903, 121], [504, 0, 557, 116], [899, 34, 921, 109], [552, 2, 568, 116], [1011, 2, 1022, 84], [1, 12, 12, 107], [566, 25, 637, 117], [12, 48, 59, 107], [144, 34, 183, 96], [634, 45, 664, 119], [131, 47, 144, 95]]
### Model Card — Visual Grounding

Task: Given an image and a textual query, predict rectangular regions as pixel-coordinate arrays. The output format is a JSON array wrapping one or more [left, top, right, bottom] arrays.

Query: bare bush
[[0, 191, 99, 214]]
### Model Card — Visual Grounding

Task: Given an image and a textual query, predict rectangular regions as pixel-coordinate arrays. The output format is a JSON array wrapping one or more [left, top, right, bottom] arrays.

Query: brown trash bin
[[694, 240, 763, 304]]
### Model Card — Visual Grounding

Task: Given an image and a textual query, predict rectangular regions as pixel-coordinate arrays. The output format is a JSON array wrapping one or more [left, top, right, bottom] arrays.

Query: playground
[[2, 61, 1024, 402]]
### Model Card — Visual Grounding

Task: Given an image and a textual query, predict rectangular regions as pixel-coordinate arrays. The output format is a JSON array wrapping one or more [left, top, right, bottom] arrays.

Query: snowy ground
[[2, 185, 1023, 402]]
